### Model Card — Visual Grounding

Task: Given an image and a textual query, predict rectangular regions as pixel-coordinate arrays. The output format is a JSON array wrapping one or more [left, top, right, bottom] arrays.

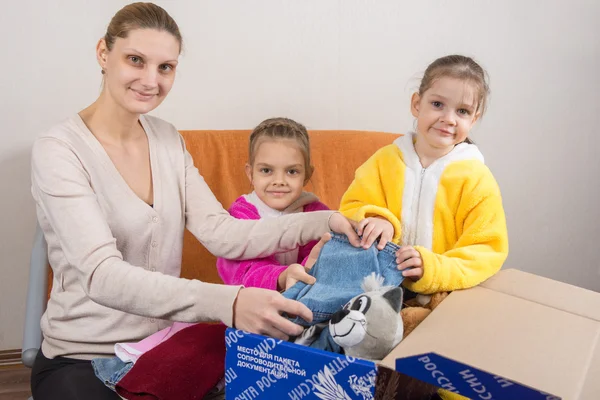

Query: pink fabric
[[216, 196, 329, 290], [115, 322, 195, 364]]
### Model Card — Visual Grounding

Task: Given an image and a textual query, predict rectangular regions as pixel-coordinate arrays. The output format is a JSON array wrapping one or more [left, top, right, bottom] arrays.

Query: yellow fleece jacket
[[339, 133, 508, 294]]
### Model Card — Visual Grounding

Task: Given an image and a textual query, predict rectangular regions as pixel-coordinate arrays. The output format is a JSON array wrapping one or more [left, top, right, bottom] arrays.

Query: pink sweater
[[217, 196, 329, 290]]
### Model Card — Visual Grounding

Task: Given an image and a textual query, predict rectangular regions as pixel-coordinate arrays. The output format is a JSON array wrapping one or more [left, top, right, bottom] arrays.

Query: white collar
[[394, 132, 484, 170]]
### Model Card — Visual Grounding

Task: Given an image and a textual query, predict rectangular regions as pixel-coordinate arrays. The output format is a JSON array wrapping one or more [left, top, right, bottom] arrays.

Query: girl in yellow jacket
[[340, 55, 508, 295]]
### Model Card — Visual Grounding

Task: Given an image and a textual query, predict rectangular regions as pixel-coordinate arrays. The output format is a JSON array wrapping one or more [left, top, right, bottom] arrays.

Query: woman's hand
[[356, 216, 394, 250], [233, 287, 312, 340], [277, 263, 316, 291], [396, 246, 424, 280], [327, 212, 360, 247]]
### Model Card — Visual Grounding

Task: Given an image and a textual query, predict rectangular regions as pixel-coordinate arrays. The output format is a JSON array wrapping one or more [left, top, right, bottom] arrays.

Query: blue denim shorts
[[282, 232, 403, 326], [91, 356, 133, 391]]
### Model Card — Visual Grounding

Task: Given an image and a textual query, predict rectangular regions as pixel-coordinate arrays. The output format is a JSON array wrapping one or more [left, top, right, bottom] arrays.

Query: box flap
[[394, 352, 559, 399], [381, 286, 600, 399], [579, 340, 600, 399], [481, 269, 600, 321]]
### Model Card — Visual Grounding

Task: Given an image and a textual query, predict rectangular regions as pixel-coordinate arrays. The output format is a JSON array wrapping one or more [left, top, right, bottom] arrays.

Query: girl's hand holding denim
[[357, 216, 395, 250], [304, 232, 332, 269], [278, 263, 316, 291], [396, 246, 424, 280]]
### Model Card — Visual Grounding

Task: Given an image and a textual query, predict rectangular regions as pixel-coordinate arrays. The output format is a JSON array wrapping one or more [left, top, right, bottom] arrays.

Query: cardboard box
[[382, 269, 600, 400], [225, 269, 600, 399]]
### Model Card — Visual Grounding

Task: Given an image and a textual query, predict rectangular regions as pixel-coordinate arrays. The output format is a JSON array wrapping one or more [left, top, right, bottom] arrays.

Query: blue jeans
[[294, 323, 342, 354], [283, 232, 403, 326], [91, 356, 133, 391]]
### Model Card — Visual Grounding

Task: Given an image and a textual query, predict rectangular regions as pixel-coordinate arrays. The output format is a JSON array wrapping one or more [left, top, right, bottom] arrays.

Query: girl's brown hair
[[248, 118, 313, 182], [418, 55, 490, 144], [105, 2, 182, 53]]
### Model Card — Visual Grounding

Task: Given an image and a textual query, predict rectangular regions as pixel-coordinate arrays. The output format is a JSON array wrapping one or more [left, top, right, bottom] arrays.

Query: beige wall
[[1, 0, 598, 350]]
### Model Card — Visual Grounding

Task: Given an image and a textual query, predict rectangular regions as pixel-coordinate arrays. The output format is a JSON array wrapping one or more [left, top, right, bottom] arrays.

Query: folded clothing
[[115, 322, 196, 364], [116, 323, 227, 400], [283, 232, 403, 326], [91, 356, 134, 392]]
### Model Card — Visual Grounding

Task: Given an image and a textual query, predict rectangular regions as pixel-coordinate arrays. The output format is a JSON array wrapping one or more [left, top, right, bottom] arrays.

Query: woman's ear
[[96, 38, 108, 72], [410, 92, 421, 118], [245, 163, 253, 185]]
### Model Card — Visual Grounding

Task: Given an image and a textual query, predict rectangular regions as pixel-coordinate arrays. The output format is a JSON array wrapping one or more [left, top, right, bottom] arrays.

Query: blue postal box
[[225, 328, 378, 400], [224, 328, 559, 400]]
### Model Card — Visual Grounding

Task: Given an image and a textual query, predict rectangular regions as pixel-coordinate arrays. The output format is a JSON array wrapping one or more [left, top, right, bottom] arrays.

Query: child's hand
[[305, 232, 331, 270], [278, 264, 316, 292], [357, 217, 394, 250], [396, 246, 424, 280]]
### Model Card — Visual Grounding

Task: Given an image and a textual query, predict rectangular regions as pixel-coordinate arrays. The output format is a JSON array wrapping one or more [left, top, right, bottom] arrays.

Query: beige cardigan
[[31, 114, 332, 359]]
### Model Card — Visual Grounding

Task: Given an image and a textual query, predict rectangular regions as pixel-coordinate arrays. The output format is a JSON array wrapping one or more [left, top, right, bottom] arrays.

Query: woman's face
[[97, 28, 180, 115]]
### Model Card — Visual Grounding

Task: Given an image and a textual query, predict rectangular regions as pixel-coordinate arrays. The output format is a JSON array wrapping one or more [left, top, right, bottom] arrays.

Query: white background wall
[[1, 0, 598, 350]]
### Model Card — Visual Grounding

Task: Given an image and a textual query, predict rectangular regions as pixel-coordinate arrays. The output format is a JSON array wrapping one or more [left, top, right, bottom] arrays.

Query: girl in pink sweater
[[217, 117, 329, 292]]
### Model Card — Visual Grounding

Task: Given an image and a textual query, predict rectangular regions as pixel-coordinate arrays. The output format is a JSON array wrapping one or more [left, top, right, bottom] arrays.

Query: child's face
[[246, 138, 307, 211], [411, 77, 480, 154]]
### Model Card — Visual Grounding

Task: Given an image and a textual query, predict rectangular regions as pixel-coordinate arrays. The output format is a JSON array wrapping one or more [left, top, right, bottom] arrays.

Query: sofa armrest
[[22, 223, 48, 368]]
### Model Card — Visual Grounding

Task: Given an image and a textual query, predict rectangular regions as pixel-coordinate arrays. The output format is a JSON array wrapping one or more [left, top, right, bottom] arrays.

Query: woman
[[29, 3, 359, 399]]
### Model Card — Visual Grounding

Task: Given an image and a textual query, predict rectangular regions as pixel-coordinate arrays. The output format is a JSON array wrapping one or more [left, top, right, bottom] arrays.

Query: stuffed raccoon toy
[[329, 273, 404, 362]]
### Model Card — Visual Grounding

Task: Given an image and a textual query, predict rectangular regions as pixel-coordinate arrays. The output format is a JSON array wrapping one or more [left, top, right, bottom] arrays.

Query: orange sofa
[[44, 130, 400, 292], [29, 129, 400, 370], [179, 129, 400, 284]]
